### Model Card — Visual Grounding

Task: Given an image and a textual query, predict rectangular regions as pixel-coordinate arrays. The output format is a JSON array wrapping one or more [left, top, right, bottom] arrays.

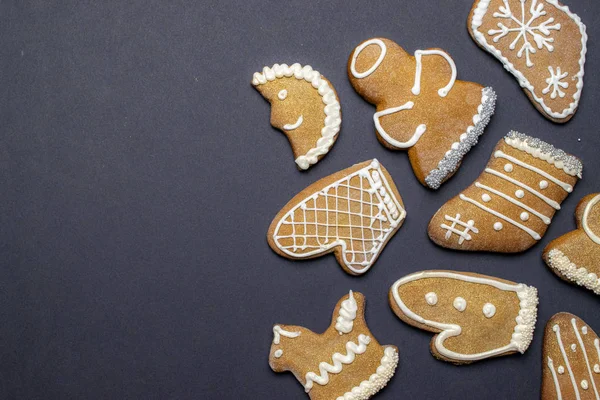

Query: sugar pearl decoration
[[520, 212, 530, 221], [482, 303, 496, 318], [504, 163, 513, 172], [425, 292, 438, 306], [515, 190, 525, 199], [494, 222, 503, 231]]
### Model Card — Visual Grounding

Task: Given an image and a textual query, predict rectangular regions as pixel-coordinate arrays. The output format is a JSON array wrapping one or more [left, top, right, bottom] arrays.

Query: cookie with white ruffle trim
[[543, 193, 600, 295], [428, 131, 582, 252], [347, 38, 497, 189], [468, 0, 587, 123], [269, 291, 399, 400], [252, 63, 341, 170], [389, 270, 538, 364], [541, 312, 600, 399], [267, 159, 406, 276]]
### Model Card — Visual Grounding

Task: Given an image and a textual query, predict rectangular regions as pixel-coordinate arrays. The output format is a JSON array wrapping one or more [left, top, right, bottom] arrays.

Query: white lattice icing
[[252, 63, 341, 170]]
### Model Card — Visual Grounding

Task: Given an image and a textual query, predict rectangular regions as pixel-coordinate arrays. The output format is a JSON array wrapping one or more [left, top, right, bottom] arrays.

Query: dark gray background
[[1, 0, 598, 398]]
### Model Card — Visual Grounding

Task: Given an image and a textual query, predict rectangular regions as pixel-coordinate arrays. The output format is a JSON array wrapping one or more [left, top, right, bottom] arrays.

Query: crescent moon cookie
[[389, 270, 538, 364], [428, 131, 582, 252], [543, 193, 600, 295], [269, 291, 399, 400], [267, 159, 406, 276], [468, 0, 587, 123], [252, 63, 341, 170], [542, 313, 600, 399], [347, 38, 497, 189]]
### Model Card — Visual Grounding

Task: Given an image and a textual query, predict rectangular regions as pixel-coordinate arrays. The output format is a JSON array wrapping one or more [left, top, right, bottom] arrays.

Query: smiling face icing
[[252, 64, 341, 170]]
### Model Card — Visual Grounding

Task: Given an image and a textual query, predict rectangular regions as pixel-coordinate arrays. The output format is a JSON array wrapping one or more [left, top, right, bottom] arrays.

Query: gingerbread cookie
[[428, 131, 582, 252], [252, 63, 341, 170], [389, 270, 538, 364], [469, 0, 587, 123], [543, 193, 600, 295], [347, 38, 497, 189], [269, 291, 399, 400], [267, 159, 406, 275], [542, 312, 600, 399]]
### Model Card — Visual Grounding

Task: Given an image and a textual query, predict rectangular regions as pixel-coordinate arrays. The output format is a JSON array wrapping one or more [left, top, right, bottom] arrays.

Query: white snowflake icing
[[488, 0, 561, 67], [542, 66, 569, 99]]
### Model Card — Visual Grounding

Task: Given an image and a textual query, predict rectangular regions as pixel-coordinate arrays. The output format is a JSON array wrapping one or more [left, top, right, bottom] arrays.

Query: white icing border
[[252, 63, 341, 170], [335, 346, 399, 400], [547, 249, 600, 295], [471, 0, 587, 119], [583, 194, 600, 245], [391, 271, 538, 361]]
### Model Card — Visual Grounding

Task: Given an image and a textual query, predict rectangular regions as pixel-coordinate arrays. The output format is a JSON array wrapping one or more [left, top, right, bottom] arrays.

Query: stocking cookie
[[389, 270, 538, 364], [347, 38, 497, 189], [269, 291, 399, 400], [252, 63, 341, 170], [268, 159, 406, 275], [428, 131, 582, 252], [469, 0, 587, 123], [543, 193, 600, 295], [542, 313, 600, 399]]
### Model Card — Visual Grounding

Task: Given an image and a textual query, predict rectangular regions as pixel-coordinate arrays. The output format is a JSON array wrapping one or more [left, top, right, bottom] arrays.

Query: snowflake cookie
[[469, 0, 587, 123], [348, 38, 496, 189], [270, 291, 399, 400]]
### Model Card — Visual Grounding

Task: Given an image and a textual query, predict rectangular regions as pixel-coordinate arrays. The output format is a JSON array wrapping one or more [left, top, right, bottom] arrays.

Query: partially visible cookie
[[252, 63, 341, 170], [541, 312, 600, 399], [543, 193, 600, 295], [428, 131, 582, 252], [389, 270, 538, 364], [347, 37, 496, 189], [268, 159, 406, 275], [468, 0, 587, 123], [269, 291, 399, 400]]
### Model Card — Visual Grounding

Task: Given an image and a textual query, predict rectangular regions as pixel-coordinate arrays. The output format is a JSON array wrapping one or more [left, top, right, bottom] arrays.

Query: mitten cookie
[[543, 193, 600, 295], [542, 313, 600, 399], [428, 131, 582, 252], [469, 0, 587, 123], [389, 270, 538, 364], [268, 159, 406, 275], [252, 63, 341, 170], [347, 38, 497, 189], [269, 291, 399, 400]]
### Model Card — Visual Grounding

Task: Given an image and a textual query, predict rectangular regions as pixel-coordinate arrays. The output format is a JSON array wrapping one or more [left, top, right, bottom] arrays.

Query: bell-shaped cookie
[[252, 63, 341, 170], [544, 193, 600, 295], [542, 313, 600, 399], [348, 38, 497, 189], [389, 270, 538, 364], [428, 131, 582, 252], [268, 159, 406, 275], [469, 0, 587, 123], [269, 291, 399, 400]]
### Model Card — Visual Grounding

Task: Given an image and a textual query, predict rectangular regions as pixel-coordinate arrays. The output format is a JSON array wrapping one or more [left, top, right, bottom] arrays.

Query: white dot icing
[[278, 89, 288, 100], [582, 326, 588, 334], [453, 297, 467, 312], [571, 344, 577, 352], [482, 303, 496, 318], [558, 366, 565, 374], [515, 190, 525, 199], [274, 349, 283, 358], [594, 364, 600, 373], [520, 212, 530, 221], [504, 163, 513, 172], [581, 380, 589, 390], [493, 222, 503, 231], [425, 292, 438, 306], [482, 193, 491, 202], [539, 180, 549, 189]]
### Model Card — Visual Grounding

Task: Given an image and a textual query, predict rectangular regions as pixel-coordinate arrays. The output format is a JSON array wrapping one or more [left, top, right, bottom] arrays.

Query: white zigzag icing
[[304, 334, 371, 392]]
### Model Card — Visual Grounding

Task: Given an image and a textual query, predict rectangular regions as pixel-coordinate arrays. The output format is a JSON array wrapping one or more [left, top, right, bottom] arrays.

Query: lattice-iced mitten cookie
[[544, 194, 600, 295], [389, 270, 538, 364], [252, 63, 341, 170], [267, 159, 406, 275], [428, 131, 582, 252], [542, 313, 600, 399], [469, 0, 587, 123], [347, 38, 496, 189], [269, 291, 399, 400]]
